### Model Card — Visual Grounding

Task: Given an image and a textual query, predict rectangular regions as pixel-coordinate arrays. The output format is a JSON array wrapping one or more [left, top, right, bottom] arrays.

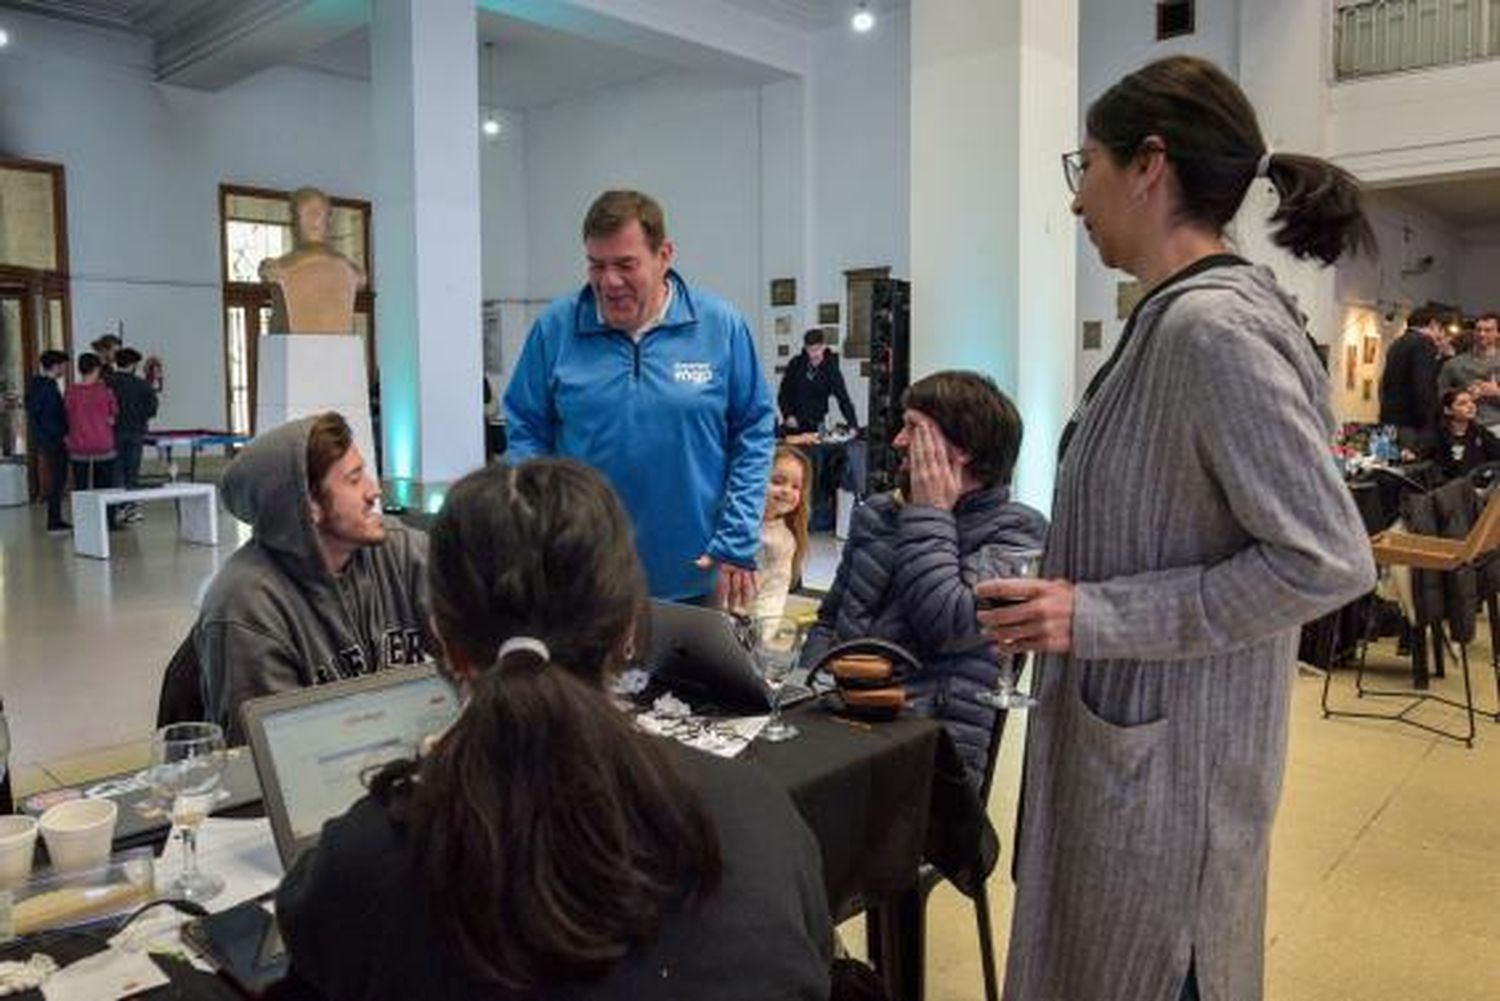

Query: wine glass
[[974, 547, 1043, 711], [750, 616, 805, 742], [148, 722, 227, 902]]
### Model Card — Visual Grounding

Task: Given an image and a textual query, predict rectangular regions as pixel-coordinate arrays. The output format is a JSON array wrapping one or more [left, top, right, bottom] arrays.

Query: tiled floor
[[3, 501, 1498, 998]]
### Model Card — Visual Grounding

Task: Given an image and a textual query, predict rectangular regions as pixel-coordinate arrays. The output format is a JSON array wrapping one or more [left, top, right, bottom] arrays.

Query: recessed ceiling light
[[851, 4, 875, 33], [482, 115, 502, 137], [0, 28, 11, 48]]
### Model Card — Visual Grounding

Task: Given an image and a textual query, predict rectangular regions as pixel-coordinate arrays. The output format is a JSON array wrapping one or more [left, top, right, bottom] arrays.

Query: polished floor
[[2, 498, 1498, 999]]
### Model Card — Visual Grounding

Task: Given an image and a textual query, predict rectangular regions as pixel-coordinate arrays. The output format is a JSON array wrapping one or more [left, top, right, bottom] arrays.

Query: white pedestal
[[0, 463, 26, 507], [255, 335, 378, 478]]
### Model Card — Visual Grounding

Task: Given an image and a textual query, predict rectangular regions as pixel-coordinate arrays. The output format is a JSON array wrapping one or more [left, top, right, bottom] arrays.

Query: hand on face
[[904, 414, 966, 511]]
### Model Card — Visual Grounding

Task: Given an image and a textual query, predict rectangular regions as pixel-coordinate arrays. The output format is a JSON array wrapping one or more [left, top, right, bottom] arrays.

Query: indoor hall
[[1, 0, 1498, 998]]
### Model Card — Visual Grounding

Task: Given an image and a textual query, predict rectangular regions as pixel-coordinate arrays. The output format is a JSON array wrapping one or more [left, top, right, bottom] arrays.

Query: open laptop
[[239, 663, 461, 869], [642, 600, 815, 714], [190, 666, 461, 994]]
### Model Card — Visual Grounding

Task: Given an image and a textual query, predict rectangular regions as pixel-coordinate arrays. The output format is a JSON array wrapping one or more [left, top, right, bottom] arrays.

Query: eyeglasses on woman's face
[[1061, 149, 1086, 195]]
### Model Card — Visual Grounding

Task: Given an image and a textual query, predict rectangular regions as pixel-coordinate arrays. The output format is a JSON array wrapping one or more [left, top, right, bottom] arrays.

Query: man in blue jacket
[[505, 190, 775, 605], [24, 350, 71, 533]]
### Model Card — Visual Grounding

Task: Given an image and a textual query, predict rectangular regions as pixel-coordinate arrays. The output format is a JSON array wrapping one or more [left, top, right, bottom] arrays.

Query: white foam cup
[[39, 798, 118, 874], [0, 815, 39, 888]]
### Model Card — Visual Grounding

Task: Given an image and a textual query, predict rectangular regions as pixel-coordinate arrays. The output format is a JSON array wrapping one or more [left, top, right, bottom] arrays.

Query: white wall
[[0, 10, 373, 430], [521, 70, 761, 317], [1457, 228, 1500, 315], [1074, 0, 1239, 392], [809, 9, 911, 422]]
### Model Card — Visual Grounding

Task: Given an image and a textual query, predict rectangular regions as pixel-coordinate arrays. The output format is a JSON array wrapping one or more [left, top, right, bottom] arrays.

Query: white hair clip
[[498, 636, 550, 664]]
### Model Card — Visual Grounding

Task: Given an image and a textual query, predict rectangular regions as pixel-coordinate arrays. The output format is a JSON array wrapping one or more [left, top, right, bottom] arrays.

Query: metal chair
[[1322, 485, 1500, 747]]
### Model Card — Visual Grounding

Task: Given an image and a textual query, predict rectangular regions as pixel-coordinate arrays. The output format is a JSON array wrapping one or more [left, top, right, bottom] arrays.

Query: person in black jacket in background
[[1379, 305, 1452, 454], [24, 350, 70, 533], [277, 459, 831, 1001], [779, 328, 859, 434], [107, 347, 158, 521]]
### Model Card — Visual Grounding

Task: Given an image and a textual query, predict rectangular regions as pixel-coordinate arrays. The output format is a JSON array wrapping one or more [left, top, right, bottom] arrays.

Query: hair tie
[[497, 636, 550, 665], [1255, 150, 1274, 179]]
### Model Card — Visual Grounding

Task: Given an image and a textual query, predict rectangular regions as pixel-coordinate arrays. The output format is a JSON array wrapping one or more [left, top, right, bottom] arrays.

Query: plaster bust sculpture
[[259, 187, 367, 334]]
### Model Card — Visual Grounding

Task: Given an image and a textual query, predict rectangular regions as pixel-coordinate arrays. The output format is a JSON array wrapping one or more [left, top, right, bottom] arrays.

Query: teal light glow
[[423, 490, 447, 514]]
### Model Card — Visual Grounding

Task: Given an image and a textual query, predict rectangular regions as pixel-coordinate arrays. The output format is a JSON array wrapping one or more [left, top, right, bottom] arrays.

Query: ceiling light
[[479, 41, 501, 140], [0, 28, 10, 48], [851, 4, 875, 32]]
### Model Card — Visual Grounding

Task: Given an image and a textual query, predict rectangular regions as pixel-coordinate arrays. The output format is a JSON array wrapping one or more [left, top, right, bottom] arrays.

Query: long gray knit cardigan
[[1003, 263, 1376, 1001]]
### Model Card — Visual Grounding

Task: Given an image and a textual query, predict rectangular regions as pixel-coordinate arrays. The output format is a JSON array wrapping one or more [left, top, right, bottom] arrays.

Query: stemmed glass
[[974, 547, 1043, 711], [750, 616, 805, 742], [148, 722, 227, 902]]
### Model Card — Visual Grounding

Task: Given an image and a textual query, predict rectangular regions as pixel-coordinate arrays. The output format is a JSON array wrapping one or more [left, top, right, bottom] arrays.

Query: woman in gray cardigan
[[980, 57, 1377, 1001]]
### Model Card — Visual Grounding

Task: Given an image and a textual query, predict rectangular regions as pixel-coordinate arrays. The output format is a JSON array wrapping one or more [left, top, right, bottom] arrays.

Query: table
[[145, 430, 253, 482], [7, 706, 992, 1000], [71, 483, 219, 560]]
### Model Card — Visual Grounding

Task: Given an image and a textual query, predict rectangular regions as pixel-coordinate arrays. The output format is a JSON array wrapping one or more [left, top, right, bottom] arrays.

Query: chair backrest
[[1459, 488, 1500, 565], [156, 630, 206, 728]]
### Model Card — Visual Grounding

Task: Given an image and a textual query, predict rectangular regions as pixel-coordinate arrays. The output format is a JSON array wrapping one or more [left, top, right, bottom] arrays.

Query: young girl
[[751, 446, 812, 621]]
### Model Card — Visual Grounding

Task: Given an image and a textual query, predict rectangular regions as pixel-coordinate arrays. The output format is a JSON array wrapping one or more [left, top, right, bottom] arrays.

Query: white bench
[[72, 483, 219, 560]]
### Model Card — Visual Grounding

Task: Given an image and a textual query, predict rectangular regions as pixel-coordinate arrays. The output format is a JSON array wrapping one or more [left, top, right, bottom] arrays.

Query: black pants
[[39, 441, 67, 526], [72, 457, 120, 527], [1178, 963, 1200, 1001], [117, 434, 145, 489]]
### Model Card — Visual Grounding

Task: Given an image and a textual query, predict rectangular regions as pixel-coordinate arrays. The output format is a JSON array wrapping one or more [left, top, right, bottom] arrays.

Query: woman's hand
[[975, 577, 1076, 654], [907, 417, 965, 511]]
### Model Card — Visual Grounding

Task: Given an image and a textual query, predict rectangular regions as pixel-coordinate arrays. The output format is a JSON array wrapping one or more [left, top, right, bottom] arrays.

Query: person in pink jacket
[[64, 352, 121, 528]]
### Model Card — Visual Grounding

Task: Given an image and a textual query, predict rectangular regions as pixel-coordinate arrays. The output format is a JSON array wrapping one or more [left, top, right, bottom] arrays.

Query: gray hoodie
[[195, 417, 432, 743]]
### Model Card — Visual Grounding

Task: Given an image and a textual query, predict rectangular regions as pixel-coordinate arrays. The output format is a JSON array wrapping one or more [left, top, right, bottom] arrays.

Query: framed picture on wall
[[1363, 337, 1379, 365], [770, 278, 796, 307], [774, 314, 793, 338], [818, 301, 840, 325], [1345, 344, 1358, 391]]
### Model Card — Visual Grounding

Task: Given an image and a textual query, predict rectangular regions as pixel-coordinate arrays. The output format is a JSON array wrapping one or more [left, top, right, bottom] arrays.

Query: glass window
[[0, 166, 60, 271]]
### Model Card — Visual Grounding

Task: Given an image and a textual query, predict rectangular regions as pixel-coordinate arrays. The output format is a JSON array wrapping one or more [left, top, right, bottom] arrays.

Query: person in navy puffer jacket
[[801, 371, 1047, 783]]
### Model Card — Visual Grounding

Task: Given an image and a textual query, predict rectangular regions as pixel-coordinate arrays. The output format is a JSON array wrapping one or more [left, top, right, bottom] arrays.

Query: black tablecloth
[[8, 703, 993, 999]]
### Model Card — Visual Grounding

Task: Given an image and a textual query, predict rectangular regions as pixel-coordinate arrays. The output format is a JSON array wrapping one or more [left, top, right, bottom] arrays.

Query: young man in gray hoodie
[[195, 412, 432, 743]]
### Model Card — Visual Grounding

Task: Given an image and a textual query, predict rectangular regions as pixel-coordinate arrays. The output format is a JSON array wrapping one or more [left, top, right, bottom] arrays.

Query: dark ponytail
[[374, 461, 721, 990], [1262, 152, 1374, 265], [1087, 55, 1374, 266]]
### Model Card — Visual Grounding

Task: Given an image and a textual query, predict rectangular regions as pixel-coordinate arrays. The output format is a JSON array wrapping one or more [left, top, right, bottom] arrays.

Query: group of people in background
[[23, 333, 159, 533], [1379, 307, 1500, 480]]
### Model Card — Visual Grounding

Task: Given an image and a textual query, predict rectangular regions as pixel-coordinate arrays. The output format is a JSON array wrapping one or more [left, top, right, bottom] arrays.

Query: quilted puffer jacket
[[801, 487, 1048, 781]]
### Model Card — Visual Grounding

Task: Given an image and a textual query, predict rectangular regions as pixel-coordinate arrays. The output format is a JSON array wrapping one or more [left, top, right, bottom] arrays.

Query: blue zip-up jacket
[[504, 271, 776, 600]]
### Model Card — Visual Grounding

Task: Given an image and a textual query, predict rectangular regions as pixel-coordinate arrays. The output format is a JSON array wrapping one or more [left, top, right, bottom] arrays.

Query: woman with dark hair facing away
[[979, 57, 1376, 1001], [276, 459, 831, 1001]]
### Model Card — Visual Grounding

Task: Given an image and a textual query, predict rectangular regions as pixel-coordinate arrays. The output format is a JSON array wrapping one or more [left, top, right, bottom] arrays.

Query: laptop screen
[[256, 672, 460, 844]]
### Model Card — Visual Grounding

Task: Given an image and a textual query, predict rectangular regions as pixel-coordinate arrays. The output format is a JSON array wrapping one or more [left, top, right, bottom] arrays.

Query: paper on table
[[40, 948, 168, 1001], [633, 705, 769, 758], [156, 817, 283, 913]]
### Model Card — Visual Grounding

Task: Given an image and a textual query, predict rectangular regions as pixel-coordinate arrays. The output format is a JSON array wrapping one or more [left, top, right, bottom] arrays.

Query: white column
[[910, 0, 1078, 511], [371, 0, 485, 491], [1234, 0, 1337, 348]]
